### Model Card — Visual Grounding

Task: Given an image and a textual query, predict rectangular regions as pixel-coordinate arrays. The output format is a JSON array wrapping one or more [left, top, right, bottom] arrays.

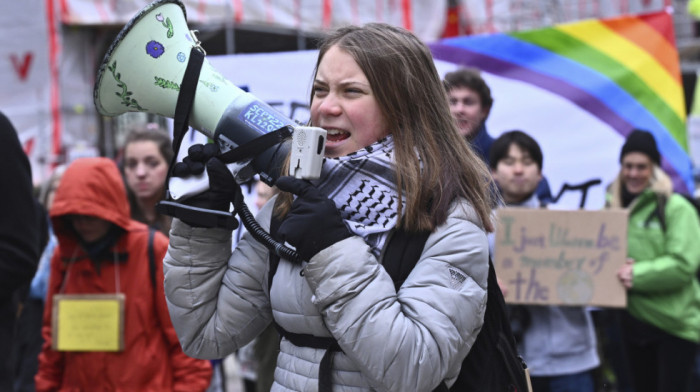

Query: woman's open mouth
[[325, 128, 350, 143]]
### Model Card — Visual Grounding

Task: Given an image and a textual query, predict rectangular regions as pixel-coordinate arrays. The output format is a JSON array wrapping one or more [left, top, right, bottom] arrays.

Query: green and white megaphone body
[[94, 0, 325, 203]]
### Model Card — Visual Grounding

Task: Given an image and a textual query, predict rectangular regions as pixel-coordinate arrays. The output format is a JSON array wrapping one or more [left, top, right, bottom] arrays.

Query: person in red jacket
[[35, 157, 211, 392]]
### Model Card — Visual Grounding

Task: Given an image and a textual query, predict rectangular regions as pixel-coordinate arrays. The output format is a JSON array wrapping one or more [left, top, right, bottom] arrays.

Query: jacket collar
[[505, 191, 541, 209]]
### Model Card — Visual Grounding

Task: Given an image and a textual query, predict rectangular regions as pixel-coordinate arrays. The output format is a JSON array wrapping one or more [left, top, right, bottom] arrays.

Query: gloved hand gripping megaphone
[[93, 0, 326, 234]]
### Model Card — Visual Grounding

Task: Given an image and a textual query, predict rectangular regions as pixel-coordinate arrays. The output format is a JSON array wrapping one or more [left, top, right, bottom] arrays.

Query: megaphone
[[93, 0, 325, 195]]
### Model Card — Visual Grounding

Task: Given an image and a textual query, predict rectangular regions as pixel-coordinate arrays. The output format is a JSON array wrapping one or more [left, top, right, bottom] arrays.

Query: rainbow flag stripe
[[430, 11, 692, 193]]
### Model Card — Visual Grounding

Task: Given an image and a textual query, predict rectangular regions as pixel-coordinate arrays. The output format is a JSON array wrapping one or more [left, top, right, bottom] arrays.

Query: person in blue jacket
[[444, 68, 553, 204]]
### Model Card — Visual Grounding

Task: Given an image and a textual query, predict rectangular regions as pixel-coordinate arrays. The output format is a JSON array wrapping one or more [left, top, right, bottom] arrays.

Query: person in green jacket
[[607, 129, 700, 392]]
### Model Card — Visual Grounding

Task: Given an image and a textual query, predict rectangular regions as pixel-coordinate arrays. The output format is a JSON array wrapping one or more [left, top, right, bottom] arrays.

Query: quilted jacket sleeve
[[163, 201, 275, 360], [151, 232, 213, 391], [303, 200, 489, 391]]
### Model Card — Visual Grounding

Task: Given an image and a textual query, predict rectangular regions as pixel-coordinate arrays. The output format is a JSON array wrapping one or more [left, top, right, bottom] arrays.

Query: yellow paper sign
[[52, 294, 125, 351]]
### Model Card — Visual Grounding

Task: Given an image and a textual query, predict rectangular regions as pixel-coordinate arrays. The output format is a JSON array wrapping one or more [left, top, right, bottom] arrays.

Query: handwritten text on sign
[[494, 208, 628, 307], [52, 294, 125, 351]]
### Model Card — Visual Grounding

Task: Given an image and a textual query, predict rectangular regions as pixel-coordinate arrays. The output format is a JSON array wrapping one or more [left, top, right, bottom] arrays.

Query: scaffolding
[[459, 0, 677, 33]]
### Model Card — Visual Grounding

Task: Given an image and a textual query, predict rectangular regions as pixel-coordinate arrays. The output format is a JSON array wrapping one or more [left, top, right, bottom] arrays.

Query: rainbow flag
[[431, 11, 693, 195]]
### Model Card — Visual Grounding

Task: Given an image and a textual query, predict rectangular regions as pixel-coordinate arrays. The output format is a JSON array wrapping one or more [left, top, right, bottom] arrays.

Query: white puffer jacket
[[163, 197, 489, 391]]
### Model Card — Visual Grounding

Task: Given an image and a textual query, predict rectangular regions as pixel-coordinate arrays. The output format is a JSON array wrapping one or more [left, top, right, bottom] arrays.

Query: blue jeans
[[531, 370, 595, 392]]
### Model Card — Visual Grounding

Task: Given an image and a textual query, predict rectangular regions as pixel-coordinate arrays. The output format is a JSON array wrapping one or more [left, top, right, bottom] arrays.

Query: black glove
[[274, 176, 352, 261], [171, 143, 238, 212], [159, 143, 239, 229]]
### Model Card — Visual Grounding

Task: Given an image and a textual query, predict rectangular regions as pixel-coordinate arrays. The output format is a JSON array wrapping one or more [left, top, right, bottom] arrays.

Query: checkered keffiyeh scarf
[[312, 136, 400, 257]]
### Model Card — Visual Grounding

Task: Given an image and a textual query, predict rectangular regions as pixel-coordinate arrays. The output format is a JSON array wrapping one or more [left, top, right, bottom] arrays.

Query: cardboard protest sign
[[493, 208, 628, 307]]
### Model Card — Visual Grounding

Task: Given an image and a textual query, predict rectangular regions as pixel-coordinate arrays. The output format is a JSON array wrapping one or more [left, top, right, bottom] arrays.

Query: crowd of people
[[2, 21, 700, 392]]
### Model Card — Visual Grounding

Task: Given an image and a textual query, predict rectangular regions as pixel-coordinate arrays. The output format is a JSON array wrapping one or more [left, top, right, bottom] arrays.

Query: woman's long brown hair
[[276, 23, 495, 233]]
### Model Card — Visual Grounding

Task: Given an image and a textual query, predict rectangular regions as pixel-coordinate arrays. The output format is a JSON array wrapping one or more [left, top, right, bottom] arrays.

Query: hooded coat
[[0, 112, 42, 390], [607, 166, 700, 342], [35, 157, 212, 392]]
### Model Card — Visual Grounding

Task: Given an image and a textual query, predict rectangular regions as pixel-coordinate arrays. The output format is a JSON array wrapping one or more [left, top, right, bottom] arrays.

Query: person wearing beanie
[[619, 129, 661, 166], [604, 129, 700, 392]]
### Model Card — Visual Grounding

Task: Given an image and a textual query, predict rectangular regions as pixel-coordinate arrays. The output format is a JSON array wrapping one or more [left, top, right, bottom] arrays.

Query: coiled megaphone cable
[[233, 184, 302, 264]]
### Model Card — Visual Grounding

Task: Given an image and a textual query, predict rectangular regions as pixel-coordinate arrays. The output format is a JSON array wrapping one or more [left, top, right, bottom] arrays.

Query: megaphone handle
[[156, 200, 239, 230], [164, 47, 206, 203]]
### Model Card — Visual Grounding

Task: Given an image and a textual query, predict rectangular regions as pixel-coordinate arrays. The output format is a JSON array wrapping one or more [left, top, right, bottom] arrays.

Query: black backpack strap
[[148, 227, 156, 289], [645, 193, 668, 233], [650, 192, 700, 234], [267, 209, 283, 292], [171, 47, 204, 167], [267, 207, 341, 392], [382, 229, 431, 291], [272, 323, 342, 392], [486, 259, 518, 346], [486, 259, 529, 388], [383, 229, 453, 391], [163, 47, 204, 195], [454, 257, 530, 392], [433, 383, 449, 392]]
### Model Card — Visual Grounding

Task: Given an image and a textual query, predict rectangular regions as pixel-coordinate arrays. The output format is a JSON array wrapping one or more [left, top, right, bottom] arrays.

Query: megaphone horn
[[93, 0, 323, 186]]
